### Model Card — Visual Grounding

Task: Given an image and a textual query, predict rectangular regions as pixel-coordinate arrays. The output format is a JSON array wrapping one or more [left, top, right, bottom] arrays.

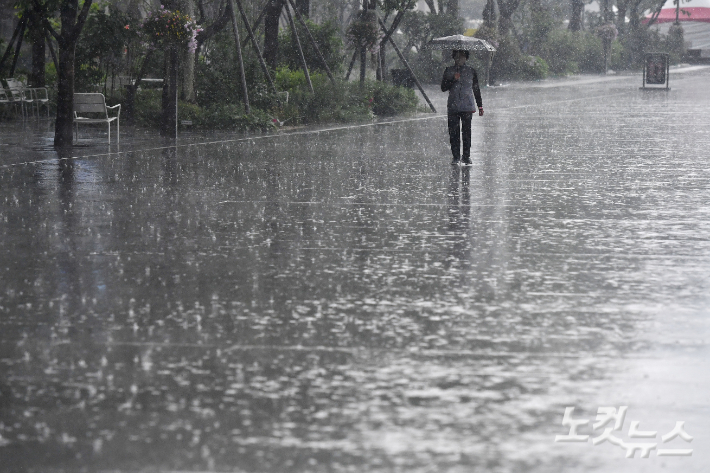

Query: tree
[[264, 0, 283, 69], [45, 0, 94, 147], [378, 0, 416, 81], [27, 1, 48, 87], [295, 0, 309, 17], [141, 5, 200, 134], [181, 0, 197, 102], [482, 0, 521, 36], [497, 0, 522, 36], [568, 0, 584, 31], [446, 0, 458, 17]]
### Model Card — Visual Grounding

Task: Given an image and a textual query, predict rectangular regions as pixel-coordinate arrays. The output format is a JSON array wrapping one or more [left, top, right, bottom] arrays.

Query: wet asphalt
[[1, 68, 709, 472]]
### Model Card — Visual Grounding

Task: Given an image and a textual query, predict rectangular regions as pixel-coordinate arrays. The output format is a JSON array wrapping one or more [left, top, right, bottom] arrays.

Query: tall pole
[[234, 0, 277, 93], [241, 1, 270, 48], [228, 0, 250, 113], [0, 16, 27, 73], [360, 1, 368, 84], [286, 0, 335, 83], [175, 57, 178, 140], [284, 1, 313, 93], [345, 50, 358, 80], [9, 19, 27, 77]]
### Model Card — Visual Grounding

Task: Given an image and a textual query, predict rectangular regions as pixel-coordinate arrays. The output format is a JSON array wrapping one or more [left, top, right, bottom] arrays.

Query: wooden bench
[[74, 93, 121, 143]]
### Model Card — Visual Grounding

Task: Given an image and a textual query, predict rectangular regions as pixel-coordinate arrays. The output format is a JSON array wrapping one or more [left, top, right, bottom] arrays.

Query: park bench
[[74, 93, 121, 143]]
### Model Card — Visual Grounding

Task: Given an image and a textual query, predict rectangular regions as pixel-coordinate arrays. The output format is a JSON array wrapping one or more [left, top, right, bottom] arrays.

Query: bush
[[367, 81, 419, 116], [131, 88, 276, 132], [129, 66, 418, 131], [535, 30, 610, 75], [279, 19, 345, 75], [538, 29, 582, 74], [575, 33, 605, 72], [75, 4, 136, 92], [489, 34, 549, 81], [270, 66, 418, 125], [195, 30, 265, 108]]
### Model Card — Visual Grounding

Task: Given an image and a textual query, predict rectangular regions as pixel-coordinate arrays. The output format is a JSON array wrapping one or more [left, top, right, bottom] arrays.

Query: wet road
[[1, 69, 710, 472]]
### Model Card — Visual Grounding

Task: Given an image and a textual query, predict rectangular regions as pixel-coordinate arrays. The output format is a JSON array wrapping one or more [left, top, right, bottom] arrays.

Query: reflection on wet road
[[1, 71, 709, 472]]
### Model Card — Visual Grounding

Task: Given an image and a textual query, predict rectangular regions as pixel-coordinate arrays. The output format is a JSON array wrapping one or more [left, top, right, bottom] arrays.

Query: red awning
[[647, 0, 710, 23]]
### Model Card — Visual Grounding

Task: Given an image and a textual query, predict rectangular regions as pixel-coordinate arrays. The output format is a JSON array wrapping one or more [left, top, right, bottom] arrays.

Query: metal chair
[[74, 93, 121, 143], [6, 78, 49, 118], [1, 79, 26, 118], [31, 86, 50, 118]]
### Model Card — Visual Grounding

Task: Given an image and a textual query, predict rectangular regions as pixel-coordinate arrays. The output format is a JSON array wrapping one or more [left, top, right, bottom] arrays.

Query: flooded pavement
[[1, 69, 710, 472]]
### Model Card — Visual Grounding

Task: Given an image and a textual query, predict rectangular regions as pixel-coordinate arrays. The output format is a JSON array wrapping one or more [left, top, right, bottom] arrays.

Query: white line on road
[[2, 92, 634, 169]]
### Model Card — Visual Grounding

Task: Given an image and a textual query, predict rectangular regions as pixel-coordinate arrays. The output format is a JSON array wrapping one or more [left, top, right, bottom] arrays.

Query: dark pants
[[447, 111, 472, 159]]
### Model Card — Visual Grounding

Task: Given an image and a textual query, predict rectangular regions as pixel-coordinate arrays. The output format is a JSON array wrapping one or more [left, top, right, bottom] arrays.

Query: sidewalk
[[1, 69, 709, 472]]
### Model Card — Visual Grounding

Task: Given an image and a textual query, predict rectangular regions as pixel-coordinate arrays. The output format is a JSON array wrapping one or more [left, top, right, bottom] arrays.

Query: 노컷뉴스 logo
[[554, 406, 693, 458]]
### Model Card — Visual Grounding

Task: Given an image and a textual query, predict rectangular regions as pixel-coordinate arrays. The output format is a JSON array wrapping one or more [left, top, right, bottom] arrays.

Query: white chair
[[6, 78, 50, 118], [73, 93, 121, 143], [32, 87, 50, 118], [3, 79, 27, 118], [0, 86, 19, 116]]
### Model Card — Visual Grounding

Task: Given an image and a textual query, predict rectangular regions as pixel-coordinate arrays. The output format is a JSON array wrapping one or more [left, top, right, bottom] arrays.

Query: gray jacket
[[441, 65, 483, 113]]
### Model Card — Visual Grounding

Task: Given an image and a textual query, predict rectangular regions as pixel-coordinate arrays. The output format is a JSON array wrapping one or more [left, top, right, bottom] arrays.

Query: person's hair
[[452, 50, 469, 60]]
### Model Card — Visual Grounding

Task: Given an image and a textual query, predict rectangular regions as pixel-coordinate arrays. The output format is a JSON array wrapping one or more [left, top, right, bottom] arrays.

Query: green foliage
[[130, 64, 417, 132], [535, 30, 606, 75], [379, 0, 417, 14], [195, 29, 267, 108], [398, 11, 465, 83], [132, 89, 162, 127], [45, 61, 57, 86], [272, 66, 418, 125], [345, 11, 383, 53], [75, 3, 136, 92], [367, 80, 419, 116], [279, 19, 345, 75], [401, 11, 462, 52], [141, 5, 199, 51], [488, 34, 548, 81], [131, 89, 276, 132], [199, 105, 276, 131]]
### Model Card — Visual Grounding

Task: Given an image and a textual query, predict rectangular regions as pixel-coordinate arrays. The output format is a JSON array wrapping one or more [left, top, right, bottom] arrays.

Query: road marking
[[2, 91, 635, 169]]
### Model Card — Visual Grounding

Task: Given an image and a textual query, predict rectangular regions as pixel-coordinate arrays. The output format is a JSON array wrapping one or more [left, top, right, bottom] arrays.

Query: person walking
[[441, 50, 484, 166]]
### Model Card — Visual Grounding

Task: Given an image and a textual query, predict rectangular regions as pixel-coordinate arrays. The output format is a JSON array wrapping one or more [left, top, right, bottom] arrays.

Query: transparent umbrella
[[423, 34, 496, 52]]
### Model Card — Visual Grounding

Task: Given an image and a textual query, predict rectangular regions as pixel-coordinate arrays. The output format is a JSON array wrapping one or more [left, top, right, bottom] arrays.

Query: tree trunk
[[482, 0, 497, 30], [264, 0, 283, 70], [55, 42, 76, 147], [360, 47, 366, 83], [28, 11, 46, 87], [54, 0, 94, 148], [497, 0, 520, 36], [181, 0, 196, 102], [447, 0, 459, 16], [423, 0, 437, 14], [568, 0, 584, 31], [616, 2, 628, 36], [162, 47, 178, 136], [295, 0, 309, 17]]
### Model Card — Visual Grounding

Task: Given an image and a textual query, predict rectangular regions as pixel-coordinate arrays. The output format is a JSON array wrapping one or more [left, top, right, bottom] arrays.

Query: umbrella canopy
[[423, 34, 497, 52]]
